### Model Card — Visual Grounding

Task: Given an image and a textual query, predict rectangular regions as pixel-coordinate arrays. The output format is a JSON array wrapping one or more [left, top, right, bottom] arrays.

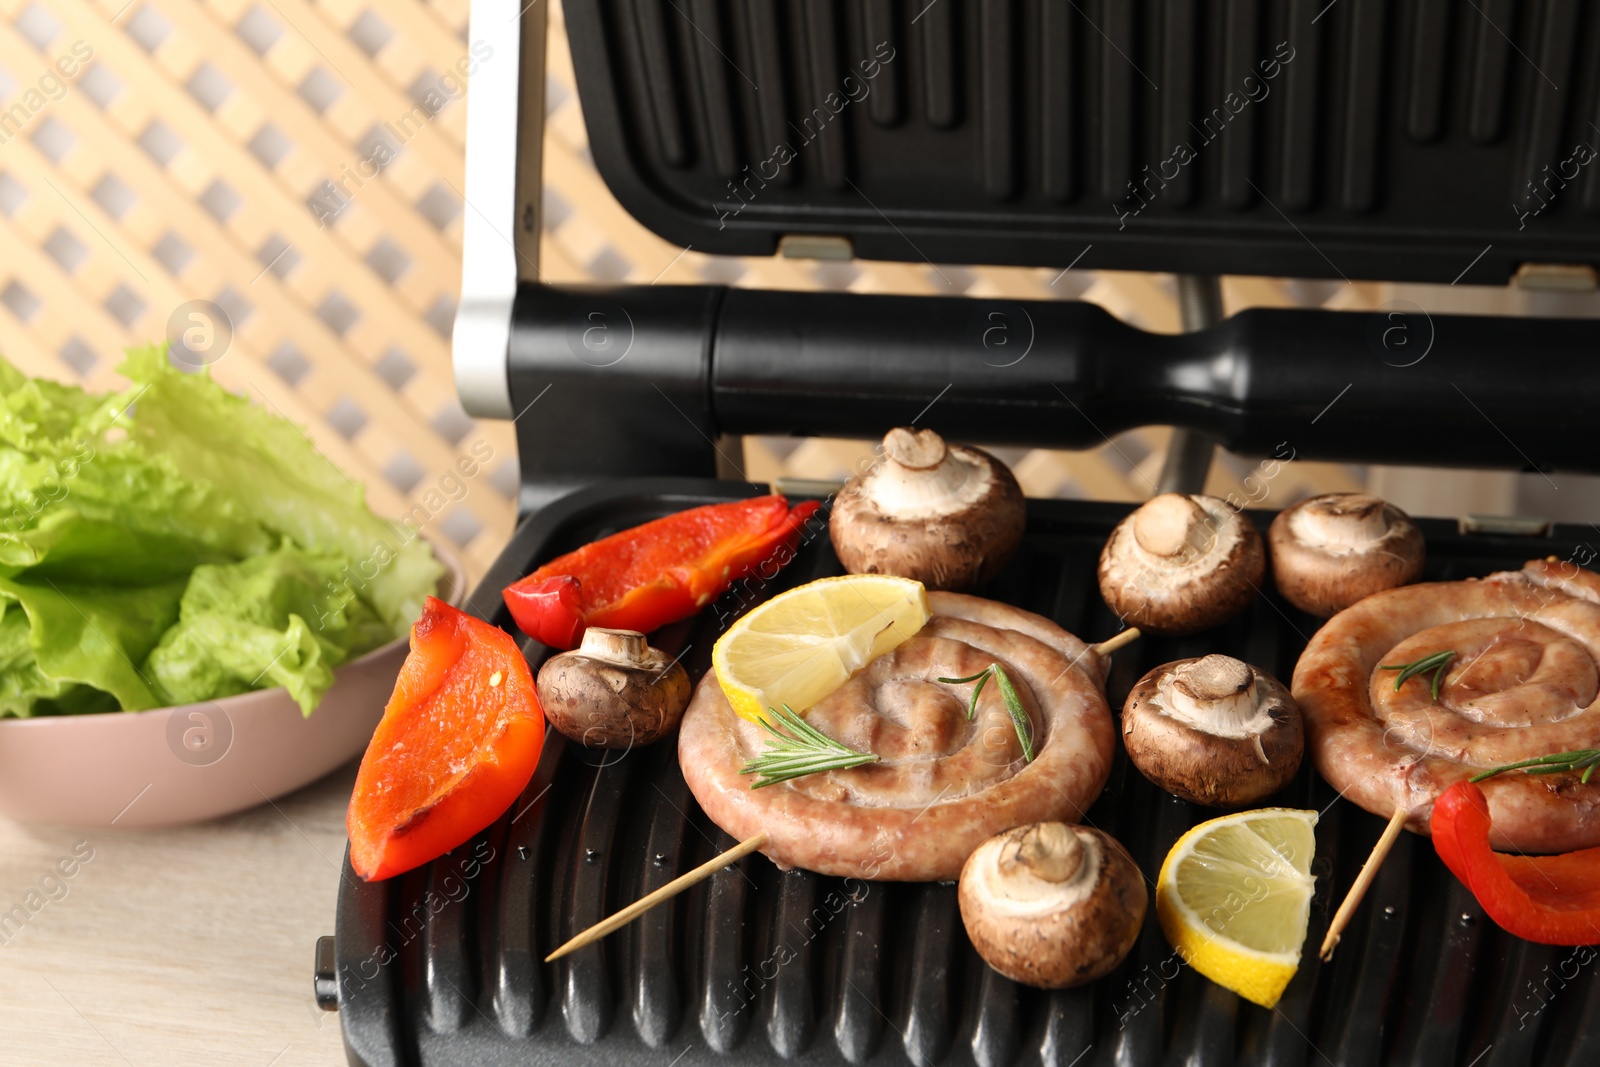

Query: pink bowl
[[0, 545, 468, 828]]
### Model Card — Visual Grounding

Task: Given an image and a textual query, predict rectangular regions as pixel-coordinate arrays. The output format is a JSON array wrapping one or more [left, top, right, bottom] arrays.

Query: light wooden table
[[0, 762, 357, 1066]]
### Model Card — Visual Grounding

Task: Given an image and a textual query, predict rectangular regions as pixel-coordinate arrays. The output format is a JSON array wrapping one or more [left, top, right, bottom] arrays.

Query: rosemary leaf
[[991, 665, 1035, 763], [741, 704, 879, 789], [937, 668, 991, 720], [968, 669, 991, 721], [1469, 748, 1600, 784], [1379, 649, 1457, 701], [937, 670, 992, 684], [938, 663, 1035, 762]]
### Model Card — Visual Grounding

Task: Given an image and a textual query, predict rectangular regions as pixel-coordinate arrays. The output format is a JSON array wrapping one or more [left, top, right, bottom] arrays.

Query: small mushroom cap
[[1269, 493, 1424, 617], [830, 427, 1026, 592], [1121, 655, 1302, 807], [959, 822, 1146, 989], [536, 628, 691, 749], [1098, 494, 1265, 635]]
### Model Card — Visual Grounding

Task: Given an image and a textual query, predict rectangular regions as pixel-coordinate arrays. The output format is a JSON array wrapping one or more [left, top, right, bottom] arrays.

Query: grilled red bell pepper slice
[[347, 597, 544, 881], [503, 495, 821, 649], [1431, 781, 1600, 945]]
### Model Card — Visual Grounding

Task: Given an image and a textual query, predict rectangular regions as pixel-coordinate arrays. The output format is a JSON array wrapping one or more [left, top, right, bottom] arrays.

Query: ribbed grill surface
[[334, 482, 1599, 1067], [562, 0, 1600, 282]]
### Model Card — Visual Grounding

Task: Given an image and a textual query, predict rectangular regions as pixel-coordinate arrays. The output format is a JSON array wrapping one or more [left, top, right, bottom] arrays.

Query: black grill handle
[[508, 283, 1586, 504], [713, 289, 1578, 471]]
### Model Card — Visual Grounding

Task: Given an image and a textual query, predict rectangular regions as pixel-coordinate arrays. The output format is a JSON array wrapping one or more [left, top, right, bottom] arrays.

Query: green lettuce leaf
[[0, 598, 72, 716], [115, 345, 441, 633], [145, 548, 396, 716], [0, 348, 444, 717], [0, 574, 187, 711], [0, 362, 269, 575]]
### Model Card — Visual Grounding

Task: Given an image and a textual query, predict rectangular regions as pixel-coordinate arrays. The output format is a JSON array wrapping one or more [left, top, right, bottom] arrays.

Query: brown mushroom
[[1269, 493, 1425, 617], [535, 628, 690, 749], [958, 821, 1146, 989], [829, 427, 1026, 592], [1121, 655, 1302, 807], [1097, 493, 1265, 635]]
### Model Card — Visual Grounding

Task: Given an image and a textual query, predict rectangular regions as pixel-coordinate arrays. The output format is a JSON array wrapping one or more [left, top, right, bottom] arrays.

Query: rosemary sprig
[[939, 667, 994, 720], [740, 704, 879, 788], [1378, 649, 1457, 701], [1470, 749, 1600, 785], [937, 663, 1035, 762]]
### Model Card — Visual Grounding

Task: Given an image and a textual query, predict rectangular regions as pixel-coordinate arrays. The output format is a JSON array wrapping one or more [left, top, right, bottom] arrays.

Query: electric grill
[[318, 1, 1600, 1063]]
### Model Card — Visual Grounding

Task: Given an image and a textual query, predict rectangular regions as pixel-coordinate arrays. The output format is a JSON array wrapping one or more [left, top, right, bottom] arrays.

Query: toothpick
[[1319, 805, 1407, 961], [544, 831, 770, 962], [1093, 627, 1142, 656]]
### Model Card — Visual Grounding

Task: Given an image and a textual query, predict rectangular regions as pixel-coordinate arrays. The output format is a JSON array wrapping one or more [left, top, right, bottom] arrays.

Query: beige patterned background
[[2, 0, 1586, 586]]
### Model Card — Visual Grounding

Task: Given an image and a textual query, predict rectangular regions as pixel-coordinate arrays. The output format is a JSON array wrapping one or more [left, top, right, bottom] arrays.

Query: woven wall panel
[[0, 0, 516, 580]]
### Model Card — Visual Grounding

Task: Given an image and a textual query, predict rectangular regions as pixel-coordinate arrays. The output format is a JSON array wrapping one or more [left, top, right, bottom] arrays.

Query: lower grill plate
[[332, 479, 1597, 1067]]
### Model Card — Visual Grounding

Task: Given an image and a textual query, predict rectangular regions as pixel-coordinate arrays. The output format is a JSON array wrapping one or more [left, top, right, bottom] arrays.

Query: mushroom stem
[[1132, 493, 1212, 558], [870, 428, 988, 519], [1293, 494, 1390, 549], [1165, 654, 1261, 734], [576, 627, 653, 668], [882, 426, 948, 470], [1004, 822, 1085, 884]]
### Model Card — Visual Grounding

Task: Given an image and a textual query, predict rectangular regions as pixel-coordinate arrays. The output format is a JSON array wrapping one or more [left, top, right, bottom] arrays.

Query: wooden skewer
[[1093, 627, 1142, 656], [1319, 805, 1408, 961], [545, 831, 770, 963]]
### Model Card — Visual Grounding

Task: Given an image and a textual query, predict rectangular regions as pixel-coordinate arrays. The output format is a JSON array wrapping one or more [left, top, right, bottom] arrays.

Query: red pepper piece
[[347, 597, 544, 881], [1431, 781, 1600, 945], [503, 495, 821, 649]]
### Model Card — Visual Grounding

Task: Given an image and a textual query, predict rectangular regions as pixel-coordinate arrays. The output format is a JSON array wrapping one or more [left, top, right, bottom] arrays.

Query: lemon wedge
[[1155, 808, 1318, 1009], [712, 574, 930, 723]]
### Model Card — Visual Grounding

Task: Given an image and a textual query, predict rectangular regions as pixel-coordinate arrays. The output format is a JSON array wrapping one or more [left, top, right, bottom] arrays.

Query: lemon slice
[[713, 575, 930, 723], [1155, 808, 1318, 1009]]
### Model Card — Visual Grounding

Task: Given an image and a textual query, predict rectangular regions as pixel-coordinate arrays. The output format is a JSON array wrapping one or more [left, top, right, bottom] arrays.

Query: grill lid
[[563, 0, 1600, 284]]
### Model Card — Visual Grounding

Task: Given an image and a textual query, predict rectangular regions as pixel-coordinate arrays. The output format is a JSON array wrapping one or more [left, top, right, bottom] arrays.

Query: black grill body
[[332, 480, 1600, 1067]]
